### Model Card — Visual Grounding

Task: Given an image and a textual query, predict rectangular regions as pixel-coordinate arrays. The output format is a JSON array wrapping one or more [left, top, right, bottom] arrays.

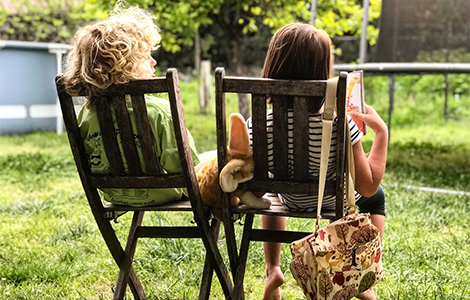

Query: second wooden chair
[[215, 67, 349, 299]]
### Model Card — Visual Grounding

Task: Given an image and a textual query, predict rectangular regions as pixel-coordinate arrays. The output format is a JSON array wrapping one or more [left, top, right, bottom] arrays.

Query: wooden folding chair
[[56, 68, 232, 300], [215, 67, 349, 299]]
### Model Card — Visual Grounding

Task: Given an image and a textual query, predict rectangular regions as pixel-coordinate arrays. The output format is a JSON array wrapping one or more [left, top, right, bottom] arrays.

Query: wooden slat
[[166, 69, 199, 200], [199, 219, 222, 300], [113, 95, 142, 176], [166, 69, 213, 223], [233, 203, 337, 219], [131, 94, 160, 175], [335, 72, 348, 218], [95, 96, 124, 175], [137, 226, 201, 238], [249, 229, 312, 243], [215, 68, 228, 174], [56, 76, 92, 180], [103, 199, 194, 212], [215, 67, 239, 280], [101, 77, 169, 96], [272, 96, 289, 181], [238, 189, 350, 223], [238, 179, 336, 195], [231, 214, 254, 299], [89, 174, 187, 189], [293, 96, 310, 182], [169, 68, 234, 297], [224, 77, 327, 96], [104, 199, 194, 212], [113, 211, 144, 300], [251, 94, 268, 180]]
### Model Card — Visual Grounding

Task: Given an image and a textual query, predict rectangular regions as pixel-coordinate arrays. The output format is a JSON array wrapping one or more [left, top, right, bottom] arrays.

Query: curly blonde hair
[[63, 4, 161, 106]]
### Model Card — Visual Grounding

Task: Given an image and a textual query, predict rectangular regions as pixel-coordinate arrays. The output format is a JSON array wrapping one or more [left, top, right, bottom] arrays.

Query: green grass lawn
[[0, 80, 469, 299]]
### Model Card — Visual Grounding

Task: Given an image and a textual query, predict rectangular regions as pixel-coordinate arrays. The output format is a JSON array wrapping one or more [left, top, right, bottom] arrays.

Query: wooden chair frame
[[56, 68, 232, 300], [215, 67, 349, 299]]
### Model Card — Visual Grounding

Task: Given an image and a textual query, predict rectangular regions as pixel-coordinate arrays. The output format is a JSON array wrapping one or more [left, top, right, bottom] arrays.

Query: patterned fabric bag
[[290, 210, 385, 300], [289, 78, 385, 300]]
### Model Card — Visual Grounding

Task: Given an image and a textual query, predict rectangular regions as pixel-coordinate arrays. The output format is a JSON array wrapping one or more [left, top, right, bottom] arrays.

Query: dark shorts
[[356, 185, 386, 216]]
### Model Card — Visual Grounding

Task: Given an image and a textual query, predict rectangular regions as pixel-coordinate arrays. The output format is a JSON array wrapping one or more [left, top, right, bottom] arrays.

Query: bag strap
[[345, 118, 356, 207], [316, 77, 356, 231]]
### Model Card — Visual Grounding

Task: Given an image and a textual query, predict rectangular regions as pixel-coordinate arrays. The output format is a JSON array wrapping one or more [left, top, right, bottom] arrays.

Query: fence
[[334, 63, 470, 137]]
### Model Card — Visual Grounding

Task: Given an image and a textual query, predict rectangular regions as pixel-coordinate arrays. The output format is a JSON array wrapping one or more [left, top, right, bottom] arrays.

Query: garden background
[[1, 0, 470, 299]]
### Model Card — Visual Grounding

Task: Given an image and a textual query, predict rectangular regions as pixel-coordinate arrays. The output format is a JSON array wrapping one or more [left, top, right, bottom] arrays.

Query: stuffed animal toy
[[196, 113, 271, 221]]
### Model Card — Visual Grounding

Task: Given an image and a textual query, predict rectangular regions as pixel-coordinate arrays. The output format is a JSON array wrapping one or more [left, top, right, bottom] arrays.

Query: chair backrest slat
[[293, 96, 310, 182], [130, 94, 160, 175], [95, 96, 125, 175], [272, 96, 289, 181], [223, 77, 327, 96], [251, 94, 268, 180], [166, 70, 201, 202], [112, 95, 142, 176], [215, 68, 228, 178], [335, 78, 348, 216], [56, 79, 93, 181]]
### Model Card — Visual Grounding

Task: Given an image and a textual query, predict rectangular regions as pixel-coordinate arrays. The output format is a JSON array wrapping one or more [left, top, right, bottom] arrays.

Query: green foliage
[[0, 0, 105, 43], [417, 47, 470, 63], [91, 0, 220, 53], [364, 74, 470, 128], [317, 0, 381, 53], [86, 0, 381, 70]]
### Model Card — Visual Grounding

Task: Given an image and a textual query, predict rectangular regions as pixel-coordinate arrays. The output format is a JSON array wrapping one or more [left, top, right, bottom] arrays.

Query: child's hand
[[349, 105, 387, 135]]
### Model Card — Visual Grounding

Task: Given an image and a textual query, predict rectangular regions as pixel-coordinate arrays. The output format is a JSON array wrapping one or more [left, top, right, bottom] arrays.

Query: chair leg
[[199, 254, 214, 300], [230, 214, 254, 300], [113, 211, 145, 300], [192, 208, 233, 298], [127, 269, 147, 300], [89, 200, 147, 300], [222, 194, 239, 276], [199, 219, 221, 300]]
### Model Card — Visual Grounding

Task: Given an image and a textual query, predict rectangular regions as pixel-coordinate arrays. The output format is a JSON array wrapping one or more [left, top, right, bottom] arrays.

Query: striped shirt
[[246, 109, 363, 212]]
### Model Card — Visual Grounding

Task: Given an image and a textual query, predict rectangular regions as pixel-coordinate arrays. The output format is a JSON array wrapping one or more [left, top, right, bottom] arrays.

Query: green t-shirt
[[77, 96, 200, 206]]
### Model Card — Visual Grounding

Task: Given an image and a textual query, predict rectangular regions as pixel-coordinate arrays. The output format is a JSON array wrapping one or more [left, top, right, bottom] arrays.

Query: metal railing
[[334, 63, 470, 137]]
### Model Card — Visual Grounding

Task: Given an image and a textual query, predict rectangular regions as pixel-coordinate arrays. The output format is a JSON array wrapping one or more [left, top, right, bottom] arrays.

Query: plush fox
[[196, 113, 271, 221]]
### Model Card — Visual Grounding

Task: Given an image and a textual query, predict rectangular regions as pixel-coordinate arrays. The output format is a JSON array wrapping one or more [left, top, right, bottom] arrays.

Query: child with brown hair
[[246, 23, 388, 300], [63, 3, 199, 206]]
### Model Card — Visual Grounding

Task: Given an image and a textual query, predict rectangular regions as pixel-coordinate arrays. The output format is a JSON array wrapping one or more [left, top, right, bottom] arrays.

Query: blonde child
[[63, 4, 199, 206]]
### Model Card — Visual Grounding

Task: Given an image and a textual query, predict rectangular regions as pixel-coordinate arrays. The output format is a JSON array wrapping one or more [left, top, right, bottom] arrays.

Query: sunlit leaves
[[250, 6, 261, 15], [0, 0, 104, 43], [1, 0, 381, 59]]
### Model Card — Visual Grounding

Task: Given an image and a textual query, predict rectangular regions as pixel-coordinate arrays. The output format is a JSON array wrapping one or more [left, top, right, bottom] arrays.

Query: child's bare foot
[[263, 266, 284, 300], [356, 288, 377, 300]]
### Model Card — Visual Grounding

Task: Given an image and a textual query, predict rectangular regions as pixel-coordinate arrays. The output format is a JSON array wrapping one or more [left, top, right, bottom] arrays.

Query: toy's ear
[[228, 113, 250, 156], [220, 159, 245, 192]]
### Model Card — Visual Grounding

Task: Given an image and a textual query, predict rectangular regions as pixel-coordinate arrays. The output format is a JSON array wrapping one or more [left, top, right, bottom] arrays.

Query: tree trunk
[[200, 60, 212, 114], [195, 29, 210, 114], [231, 38, 249, 119]]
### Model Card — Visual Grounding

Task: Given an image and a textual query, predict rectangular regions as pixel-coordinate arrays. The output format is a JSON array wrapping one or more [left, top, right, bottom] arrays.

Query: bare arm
[[349, 105, 388, 197]]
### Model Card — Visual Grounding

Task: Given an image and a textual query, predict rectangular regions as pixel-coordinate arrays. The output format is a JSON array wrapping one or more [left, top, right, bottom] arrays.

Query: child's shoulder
[[144, 95, 172, 112], [145, 95, 170, 107]]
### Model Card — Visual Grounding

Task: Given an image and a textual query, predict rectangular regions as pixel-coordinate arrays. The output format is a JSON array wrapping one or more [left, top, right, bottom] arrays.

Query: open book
[[346, 70, 367, 135]]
